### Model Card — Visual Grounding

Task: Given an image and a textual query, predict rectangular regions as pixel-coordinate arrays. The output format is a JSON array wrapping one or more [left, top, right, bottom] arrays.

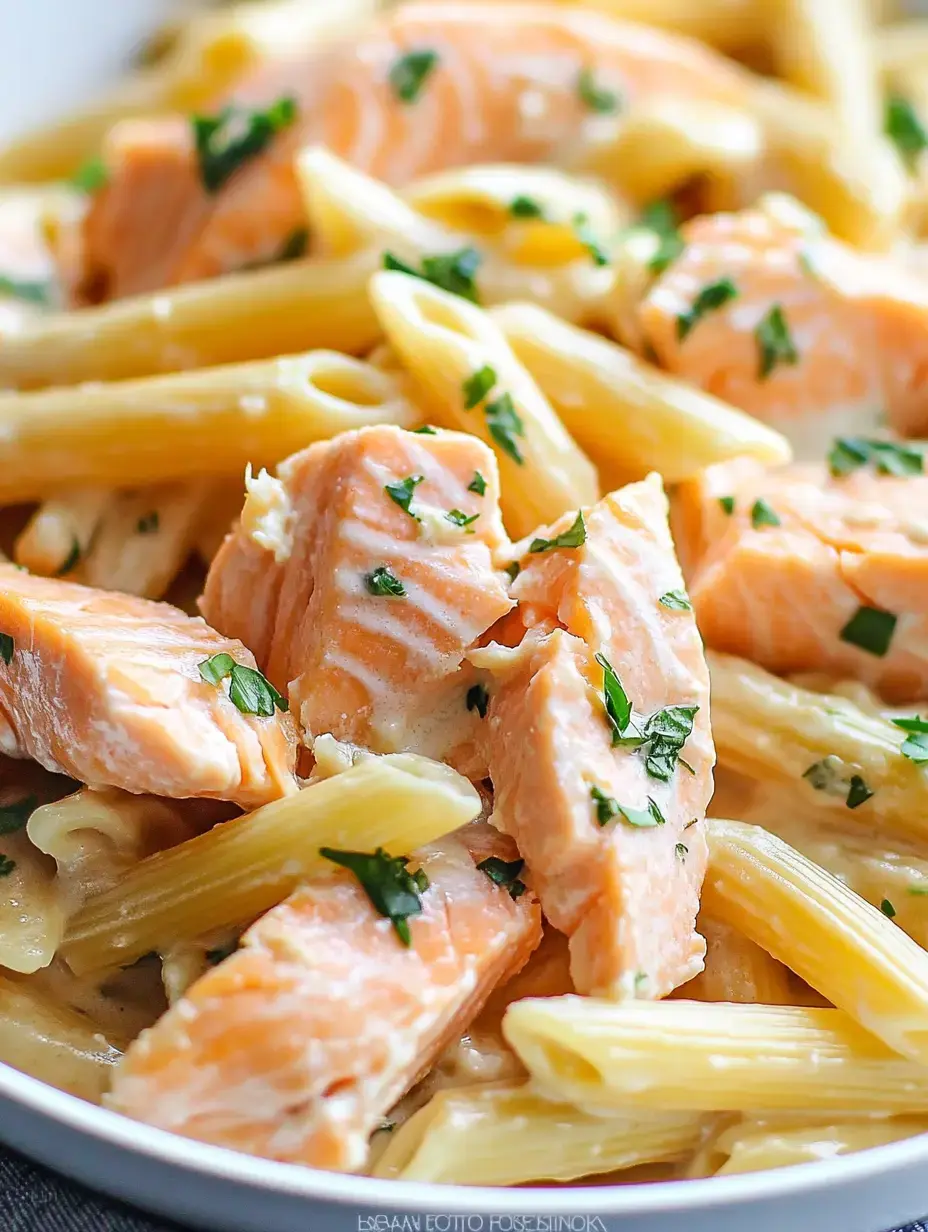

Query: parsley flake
[[572, 213, 609, 266], [615, 798, 666, 828], [505, 561, 521, 583], [320, 847, 428, 945], [510, 195, 545, 219], [463, 364, 497, 409], [192, 96, 298, 194], [636, 200, 684, 275], [751, 498, 780, 529], [389, 49, 439, 103], [839, 605, 897, 658], [56, 539, 80, 576], [0, 795, 36, 836], [385, 474, 424, 519], [756, 304, 798, 380], [590, 785, 619, 825], [412, 424, 438, 435], [846, 774, 874, 809], [719, 496, 735, 515], [577, 67, 621, 115], [659, 590, 691, 611], [446, 508, 479, 531], [198, 653, 288, 716], [827, 437, 923, 479], [0, 275, 51, 306], [595, 652, 633, 744], [676, 277, 738, 341], [675, 842, 688, 859], [466, 683, 490, 718], [468, 471, 487, 495], [366, 566, 406, 597], [885, 95, 928, 173], [639, 705, 699, 782], [893, 716, 928, 763], [477, 855, 526, 899], [528, 510, 586, 554], [72, 157, 108, 194], [484, 392, 525, 464], [383, 247, 482, 302], [205, 941, 238, 966], [0, 634, 13, 665], [880, 897, 897, 919]]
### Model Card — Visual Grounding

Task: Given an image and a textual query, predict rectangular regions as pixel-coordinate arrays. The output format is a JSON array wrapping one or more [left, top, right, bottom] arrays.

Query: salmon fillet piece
[[637, 198, 928, 449], [675, 457, 928, 702], [106, 824, 542, 1170], [0, 567, 296, 807], [75, 2, 750, 298], [474, 475, 714, 999], [201, 425, 513, 773]]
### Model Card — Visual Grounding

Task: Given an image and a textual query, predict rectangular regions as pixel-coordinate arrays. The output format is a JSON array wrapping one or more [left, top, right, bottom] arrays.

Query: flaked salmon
[[0, 567, 296, 806], [75, 2, 750, 299], [106, 823, 542, 1170], [674, 456, 928, 702], [473, 476, 714, 999], [637, 197, 928, 451], [201, 425, 513, 774]]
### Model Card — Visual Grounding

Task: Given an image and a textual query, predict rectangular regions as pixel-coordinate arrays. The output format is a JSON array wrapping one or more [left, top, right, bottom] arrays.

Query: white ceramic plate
[[2, 3, 928, 1229]]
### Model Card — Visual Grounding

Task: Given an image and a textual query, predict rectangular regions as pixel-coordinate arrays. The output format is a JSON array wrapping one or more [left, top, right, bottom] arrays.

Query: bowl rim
[[4, 1059, 928, 1216]]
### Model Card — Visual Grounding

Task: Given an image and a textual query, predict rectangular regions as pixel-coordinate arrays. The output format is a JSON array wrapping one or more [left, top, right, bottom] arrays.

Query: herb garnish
[[880, 898, 897, 918], [846, 774, 874, 809], [72, 157, 108, 194], [675, 842, 688, 859], [718, 496, 735, 515], [577, 67, 620, 115], [528, 511, 586, 554], [319, 846, 428, 945], [750, 498, 781, 529], [885, 95, 928, 172], [615, 798, 666, 828], [0, 796, 36, 836], [590, 785, 619, 825], [477, 855, 526, 899], [205, 941, 238, 966], [593, 653, 697, 779], [56, 539, 80, 576], [389, 49, 440, 103], [192, 96, 298, 194], [803, 757, 874, 809], [383, 247, 482, 302], [756, 304, 798, 379], [676, 277, 737, 341], [595, 652, 633, 742], [198, 653, 289, 716], [385, 474, 424, 519], [412, 424, 438, 435], [484, 393, 525, 464], [827, 436, 923, 478], [0, 634, 13, 665], [463, 364, 497, 409], [636, 199, 684, 275], [505, 561, 521, 582], [468, 471, 487, 495], [466, 683, 489, 718], [446, 509, 479, 531], [510, 195, 545, 219], [659, 590, 691, 611], [839, 605, 897, 658], [0, 275, 51, 306], [572, 213, 609, 266], [893, 716, 928, 763], [366, 566, 406, 597]]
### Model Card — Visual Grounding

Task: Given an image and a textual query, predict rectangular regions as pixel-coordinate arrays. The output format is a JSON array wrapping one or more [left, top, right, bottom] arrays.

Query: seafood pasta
[[6, 0, 928, 1189]]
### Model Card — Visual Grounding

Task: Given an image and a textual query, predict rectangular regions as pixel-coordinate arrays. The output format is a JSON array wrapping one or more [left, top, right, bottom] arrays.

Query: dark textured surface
[[0, 1146, 925, 1232]]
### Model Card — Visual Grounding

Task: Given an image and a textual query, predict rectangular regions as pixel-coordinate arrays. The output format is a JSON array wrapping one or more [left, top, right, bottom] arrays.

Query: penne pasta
[[492, 302, 792, 483], [712, 1117, 928, 1175], [0, 252, 383, 390], [0, 971, 122, 1102], [373, 1082, 709, 1185], [503, 997, 928, 1114], [368, 272, 599, 537], [703, 818, 928, 1063], [708, 651, 928, 845], [0, 829, 63, 975], [671, 914, 800, 1007], [14, 486, 112, 578], [62, 753, 480, 975], [0, 351, 419, 503]]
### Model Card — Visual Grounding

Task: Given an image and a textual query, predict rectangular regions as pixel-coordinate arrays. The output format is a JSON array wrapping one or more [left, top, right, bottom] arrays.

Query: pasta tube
[[492, 303, 791, 482], [703, 818, 928, 1064], [0, 351, 419, 502], [0, 251, 382, 390], [62, 754, 481, 975], [503, 997, 928, 1114], [0, 830, 63, 974], [0, 972, 121, 1102], [708, 651, 928, 844], [713, 1117, 928, 1175], [15, 487, 112, 577], [369, 273, 599, 537], [373, 1083, 708, 1185], [671, 914, 799, 1006]]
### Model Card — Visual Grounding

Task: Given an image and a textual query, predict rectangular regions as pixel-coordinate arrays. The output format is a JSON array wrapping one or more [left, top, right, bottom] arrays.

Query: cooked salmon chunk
[[637, 197, 928, 450], [474, 476, 714, 999], [107, 824, 542, 1170], [675, 456, 928, 703], [0, 567, 296, 806], [201, 426, 513, 772], [76, 2, 750, 297]]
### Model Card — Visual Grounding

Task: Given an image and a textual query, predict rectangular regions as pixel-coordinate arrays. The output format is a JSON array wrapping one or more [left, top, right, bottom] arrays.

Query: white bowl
[[1, 4, 928, 1230]]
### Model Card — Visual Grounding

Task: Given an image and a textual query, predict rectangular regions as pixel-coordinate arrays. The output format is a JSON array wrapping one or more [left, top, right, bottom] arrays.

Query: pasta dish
[[5, 0, 928, 1191]]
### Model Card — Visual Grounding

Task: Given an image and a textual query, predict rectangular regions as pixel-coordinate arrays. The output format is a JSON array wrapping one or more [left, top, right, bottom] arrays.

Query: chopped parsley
[[56, 539, 80, 576], [466, 684, 489, 718], [388, 49, 439, 103], [576, 67, 621, 115], [505, 561, 521, 583], [803, 758, 873, 809], [718, 496, 735, 515], [0, 634, 13, 665], [880, 898, 897, 919], [365, 566, 406, 597], [468, 471, 487, 496], [572, 213, 609, 266], [319, 846, 428, 945], [385, 474, 424, 519], [71, 157, 108, 194], [827, 436, 923, 479], [0, 795, 36, 836], [484, 392, 525, 464], [528, 511, 586, 554], [676, 277, 738, 341], [446, 508, 479, 531], [839, 605, 897, 658], [0, 855, 15, 878], [192, 96, 298, 194], [412, 424, 438, 435], [659, 589, 691, 611], [383, 247, 482, 302], [463, 364, 497, 409], [625, 199, 685, 275], [675, 842, 688, 859], [477, 855, 526, 900], [198, 653, 289, 716], [756, 304, 798, 380], [590, 785, 619, 825], [892, 716, 928, 763], [909, 885, 928, 896], [614, 798, 666, 829], [595, 652, 633, 743], [750, 498, 781, 529], [885, 95, 928, 173], [510, 195, 545, 219], [638, 705, 699, 782], [0, 275, 51, 306], [136, 512, 159, 534], [846, 774, 874, 809]]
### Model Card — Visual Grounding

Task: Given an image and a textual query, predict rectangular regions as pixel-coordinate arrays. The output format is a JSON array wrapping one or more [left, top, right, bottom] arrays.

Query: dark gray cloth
[[0, 1147, 924, 1232]]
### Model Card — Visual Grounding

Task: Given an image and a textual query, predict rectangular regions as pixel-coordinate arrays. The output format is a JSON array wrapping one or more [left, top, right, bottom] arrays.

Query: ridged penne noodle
[[0, 252, 382, 390], [545, 0, 762, 49], [0, 0, 383, 185], [708, 651, 928, 844], [14, 486, 112, 577], [492, 302, 792, 483], [671, 914, 800, 1007], [368, 273, 599, 537], [0, 972, 122, 1102], [0, 829, 63, 975], [373, 1083, 709, 1185], [503, 998, 928, 1114], [712, 1117, 928, 1175], [62, 754, 481, 975], [703, 818, 928, 1063], [0, 351, 419, 503]]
